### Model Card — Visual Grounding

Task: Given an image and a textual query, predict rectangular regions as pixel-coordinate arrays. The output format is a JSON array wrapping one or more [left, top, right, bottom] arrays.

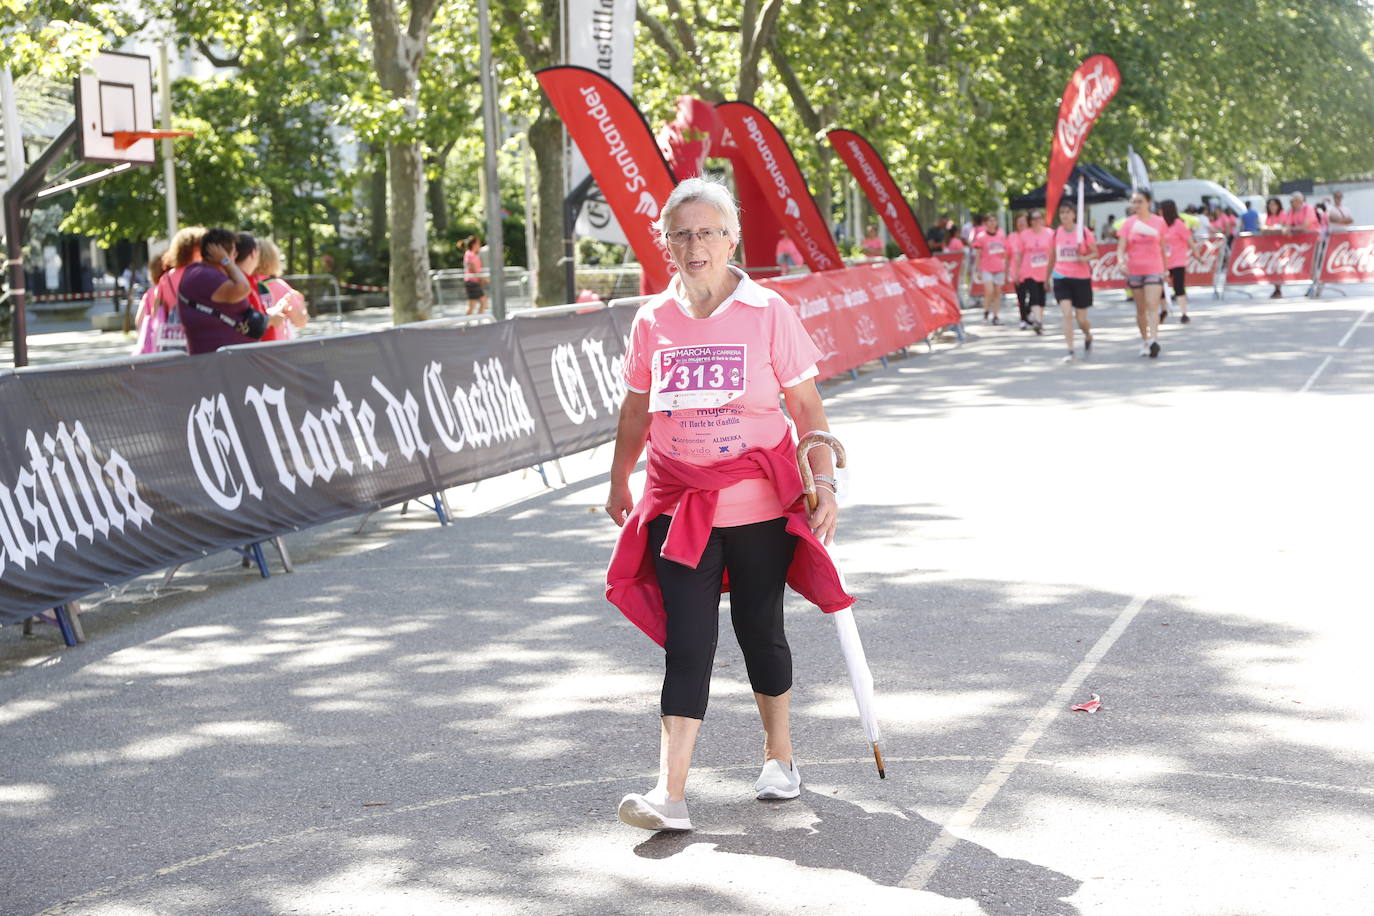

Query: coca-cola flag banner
[[1046, 55, 1121, 223], [0, 266, 957, 624], [1319, 229, 1374, 284], [1226, 232, 1321, 286], [715, 101, 844, 273], [657, 96, 718, 181], [537, 66, 678, 292], [827, 129, 931, 259]]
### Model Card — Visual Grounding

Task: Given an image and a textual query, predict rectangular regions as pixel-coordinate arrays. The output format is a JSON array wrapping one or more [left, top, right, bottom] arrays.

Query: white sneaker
[[755, 759, 802, 800], [1138, 340, 1151, 357], [618, 789, 692, 831]]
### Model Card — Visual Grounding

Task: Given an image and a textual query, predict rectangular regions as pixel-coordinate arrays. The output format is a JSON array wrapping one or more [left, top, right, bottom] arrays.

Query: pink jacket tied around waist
[[606, 434, 856, 646]]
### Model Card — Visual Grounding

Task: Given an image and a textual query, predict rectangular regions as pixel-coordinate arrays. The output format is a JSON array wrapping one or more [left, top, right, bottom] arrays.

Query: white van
[[1087, 179, 1247, 240]]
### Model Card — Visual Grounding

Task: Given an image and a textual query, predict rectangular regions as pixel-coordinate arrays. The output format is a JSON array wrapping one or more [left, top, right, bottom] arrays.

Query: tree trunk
[[387, 140, 433, 323], [529, 103, 566, 307]]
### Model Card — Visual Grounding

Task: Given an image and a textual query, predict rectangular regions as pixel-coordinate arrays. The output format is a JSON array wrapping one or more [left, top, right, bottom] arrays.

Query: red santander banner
[[827, 130, 930, 259], [1319, 229, 1374, 284], [770, 260, 961, 381], [1226, 233, 1320, 286], [536, 66, 678, 292], [715, 101, 844, 273], [1046, 56, 1121, 222]]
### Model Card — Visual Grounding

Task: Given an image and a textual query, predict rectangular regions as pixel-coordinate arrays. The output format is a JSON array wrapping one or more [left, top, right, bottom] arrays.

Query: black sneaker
[[1084, 334, 1093, 352], [1149, 340, 1161, 358], [983, 309, 989, 321], [1160, 309, 1168, 322], [991, 316, 1002, 326], [1180, 314, 1191, 324]]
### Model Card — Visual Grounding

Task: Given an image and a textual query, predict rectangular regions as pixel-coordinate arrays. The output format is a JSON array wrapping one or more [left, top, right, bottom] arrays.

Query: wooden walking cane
[[796, 431, 887, 779]]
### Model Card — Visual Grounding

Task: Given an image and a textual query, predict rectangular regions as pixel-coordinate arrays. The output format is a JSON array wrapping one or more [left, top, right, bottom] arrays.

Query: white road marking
[[1300, 305, 1370, 393], [899, 593, 1151, 890]]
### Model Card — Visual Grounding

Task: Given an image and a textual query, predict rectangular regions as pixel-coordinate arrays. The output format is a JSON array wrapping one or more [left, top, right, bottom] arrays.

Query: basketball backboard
[[75, 51, 155, 165]]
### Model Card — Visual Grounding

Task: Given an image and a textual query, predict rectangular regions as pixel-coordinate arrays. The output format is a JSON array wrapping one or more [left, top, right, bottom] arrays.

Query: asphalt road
[[2, 286, 1372, 915]]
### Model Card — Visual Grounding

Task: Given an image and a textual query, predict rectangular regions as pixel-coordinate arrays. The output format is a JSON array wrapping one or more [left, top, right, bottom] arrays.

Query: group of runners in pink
[[966, 189, 1198, 362]]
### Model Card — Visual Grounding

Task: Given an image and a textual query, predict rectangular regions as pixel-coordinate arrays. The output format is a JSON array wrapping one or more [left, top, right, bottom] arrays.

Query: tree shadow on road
[[634, 788, 1081, 915]]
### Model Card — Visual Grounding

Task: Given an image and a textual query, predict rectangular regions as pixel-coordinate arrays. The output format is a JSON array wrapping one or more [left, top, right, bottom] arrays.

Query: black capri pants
[[1169, 266, 1187, 297], [648, 514, 798, 719]]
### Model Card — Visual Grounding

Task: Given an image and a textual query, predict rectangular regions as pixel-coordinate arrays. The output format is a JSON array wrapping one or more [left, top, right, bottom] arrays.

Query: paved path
[[2, 287, 1372, 915]]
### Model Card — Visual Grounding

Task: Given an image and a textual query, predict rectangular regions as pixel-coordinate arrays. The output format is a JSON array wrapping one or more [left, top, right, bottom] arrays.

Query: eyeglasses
[[665, 228, 732, 246]]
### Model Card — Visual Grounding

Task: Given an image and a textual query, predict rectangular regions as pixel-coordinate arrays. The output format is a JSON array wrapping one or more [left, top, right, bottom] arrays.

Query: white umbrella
[[797, 431, 886, 779]]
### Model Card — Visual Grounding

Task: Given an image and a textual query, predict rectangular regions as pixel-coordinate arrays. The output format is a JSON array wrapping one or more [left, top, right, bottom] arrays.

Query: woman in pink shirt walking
[[971, 213, 1009, 324], [1044, 202, 1096, 362], [1117, 189, 1169, 358], [605, 177, 848, 833], [1160, 200, 1196, 324], [1012, 209, 1053, 335]]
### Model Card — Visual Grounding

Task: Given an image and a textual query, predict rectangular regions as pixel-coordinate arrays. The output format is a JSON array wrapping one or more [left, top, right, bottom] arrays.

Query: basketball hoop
[[113, 129, 194, 151]]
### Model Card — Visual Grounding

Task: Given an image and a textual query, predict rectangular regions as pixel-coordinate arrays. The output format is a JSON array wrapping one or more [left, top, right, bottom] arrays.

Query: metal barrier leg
[[272, 537, 295, 573], [353, 511, 376, 535], [52, 607, 77, 647], [63, 601, 85, 643], [849, 368, 860, 382], [553, 459, 568, 486], [532, 464, 551, 488], [879, 355, 889, 369]]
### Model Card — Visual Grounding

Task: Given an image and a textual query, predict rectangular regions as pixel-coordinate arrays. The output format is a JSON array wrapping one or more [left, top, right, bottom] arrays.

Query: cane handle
[[796, 431, 847, 512]]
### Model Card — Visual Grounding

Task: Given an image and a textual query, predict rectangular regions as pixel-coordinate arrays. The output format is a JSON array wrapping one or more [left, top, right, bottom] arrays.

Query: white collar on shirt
[[661, 264, 773, 316]]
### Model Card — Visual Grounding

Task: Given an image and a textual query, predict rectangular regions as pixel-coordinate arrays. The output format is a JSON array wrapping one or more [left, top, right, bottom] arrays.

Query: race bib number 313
[[650, 344, 747, 411]]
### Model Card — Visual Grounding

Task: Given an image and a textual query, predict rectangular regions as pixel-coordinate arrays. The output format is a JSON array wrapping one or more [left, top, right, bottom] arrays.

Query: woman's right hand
[[605, 481, 635, 527], [203, 241, 235, 265]]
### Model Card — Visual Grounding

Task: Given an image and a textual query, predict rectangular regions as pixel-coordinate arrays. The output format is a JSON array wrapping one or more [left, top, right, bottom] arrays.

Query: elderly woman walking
[[605, 177, 853, 833]]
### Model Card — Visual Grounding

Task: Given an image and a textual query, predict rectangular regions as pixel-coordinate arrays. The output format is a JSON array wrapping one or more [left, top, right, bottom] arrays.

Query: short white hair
[[655, 176, 740, 239]]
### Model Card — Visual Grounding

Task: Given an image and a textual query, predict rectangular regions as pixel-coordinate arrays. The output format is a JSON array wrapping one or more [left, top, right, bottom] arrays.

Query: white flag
[[1127, 145, 1151, 193], [567, 0, 637, 244]]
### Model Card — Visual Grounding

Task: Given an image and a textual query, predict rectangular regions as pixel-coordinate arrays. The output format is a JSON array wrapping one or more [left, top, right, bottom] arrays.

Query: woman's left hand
[[809, 485, 839, 546]]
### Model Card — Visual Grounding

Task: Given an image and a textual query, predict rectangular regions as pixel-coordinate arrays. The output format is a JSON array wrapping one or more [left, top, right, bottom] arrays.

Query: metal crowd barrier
[[281, 273, 345, 329]]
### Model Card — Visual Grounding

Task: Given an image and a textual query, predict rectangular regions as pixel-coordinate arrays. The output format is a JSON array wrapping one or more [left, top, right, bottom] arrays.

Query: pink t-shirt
[[861, 236, 885, 256], [623, 267, 823, 527], [1018, 228, 1053, 281], [1005, 230, 1022, 269], [1265, 210, 1286, 229], [463, 249, 482, 280], [1283, 204, 1318, 232], [1119, 214, 1167, 275], [1051, 227, 1092, 279], [972, 229, 1008, 274], [945, 236, 965, 252], [1163, 218, 1193, 270]]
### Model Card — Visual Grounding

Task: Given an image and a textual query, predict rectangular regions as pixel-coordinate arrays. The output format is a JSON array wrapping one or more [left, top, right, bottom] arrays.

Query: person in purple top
[[177, 227, 280, 354]]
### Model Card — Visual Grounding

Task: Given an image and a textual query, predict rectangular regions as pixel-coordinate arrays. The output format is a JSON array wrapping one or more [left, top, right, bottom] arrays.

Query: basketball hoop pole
[[4, 123, 78, 368]]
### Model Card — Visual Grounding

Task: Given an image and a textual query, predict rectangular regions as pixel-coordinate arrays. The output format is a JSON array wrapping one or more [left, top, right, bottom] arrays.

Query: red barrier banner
[[716, 101, 844, 274], [1319, 229, 1374, 284], [1186, 234, 1228, 289], [536, 66, 678, 292], [768, 260, 960, 380], [1226, 233, 1320, 286], [1090, 242, 1127, 291], [932, 251, 965, 289], [1046, 56, 1120, 221], [827, 129, 930, 259]]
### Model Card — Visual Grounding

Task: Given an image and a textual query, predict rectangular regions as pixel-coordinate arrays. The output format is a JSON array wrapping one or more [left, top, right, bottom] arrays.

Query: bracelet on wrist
[[814, 480, 836, 494], [813, 473, 838, 491]]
